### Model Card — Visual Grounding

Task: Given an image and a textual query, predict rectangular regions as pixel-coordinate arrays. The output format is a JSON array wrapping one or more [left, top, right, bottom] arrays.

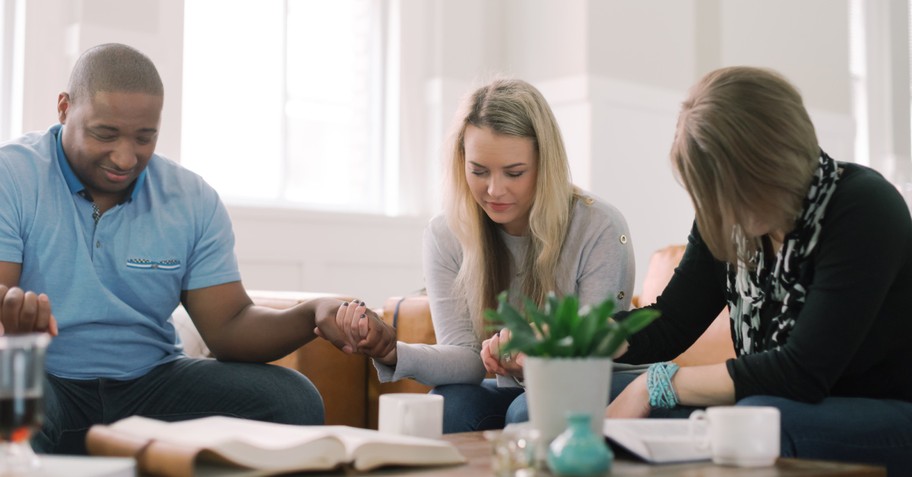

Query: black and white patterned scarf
[[726, 151, 840, 355]]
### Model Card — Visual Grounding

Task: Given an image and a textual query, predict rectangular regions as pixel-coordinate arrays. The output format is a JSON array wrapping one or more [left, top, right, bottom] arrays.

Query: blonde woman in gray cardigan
[[316, 78, 635, 432]]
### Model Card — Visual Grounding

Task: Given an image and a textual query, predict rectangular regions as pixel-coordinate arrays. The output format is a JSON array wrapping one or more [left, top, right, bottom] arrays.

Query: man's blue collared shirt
[[0, 124, 241, 379]]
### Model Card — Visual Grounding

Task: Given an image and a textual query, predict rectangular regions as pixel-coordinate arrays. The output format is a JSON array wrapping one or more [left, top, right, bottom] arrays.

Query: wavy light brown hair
[[443, 78, 577, 338], [671, 66, 820, 264]]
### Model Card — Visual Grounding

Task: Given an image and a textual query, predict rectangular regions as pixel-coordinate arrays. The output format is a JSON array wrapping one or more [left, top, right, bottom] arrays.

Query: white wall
[[407, 0, 855, 295], [226, 206, 428, 305], [17, 0, 862, 304], [21, 0, 184, 161]]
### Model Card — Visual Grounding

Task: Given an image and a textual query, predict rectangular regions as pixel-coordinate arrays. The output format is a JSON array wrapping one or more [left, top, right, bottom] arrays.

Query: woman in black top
[[609, 66, 912, 473]]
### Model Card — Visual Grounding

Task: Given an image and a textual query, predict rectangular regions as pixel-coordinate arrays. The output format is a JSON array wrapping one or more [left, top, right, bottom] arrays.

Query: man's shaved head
[[66, 43, 163, 103]]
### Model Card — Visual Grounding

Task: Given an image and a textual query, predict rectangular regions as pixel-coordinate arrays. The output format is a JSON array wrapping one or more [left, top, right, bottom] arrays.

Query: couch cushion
[[172, 304, 210, 358]]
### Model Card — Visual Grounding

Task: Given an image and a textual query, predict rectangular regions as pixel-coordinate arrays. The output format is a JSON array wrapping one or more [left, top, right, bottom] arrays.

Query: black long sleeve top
[[617, 163, 912, 403]]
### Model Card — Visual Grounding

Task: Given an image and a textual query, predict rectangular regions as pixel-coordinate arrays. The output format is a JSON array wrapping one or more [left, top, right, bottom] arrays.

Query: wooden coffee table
[[336, 431, 887, 476]]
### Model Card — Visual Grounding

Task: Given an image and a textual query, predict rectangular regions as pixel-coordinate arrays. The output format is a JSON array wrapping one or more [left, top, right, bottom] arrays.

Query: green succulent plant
[[484, 291, 660, 358]]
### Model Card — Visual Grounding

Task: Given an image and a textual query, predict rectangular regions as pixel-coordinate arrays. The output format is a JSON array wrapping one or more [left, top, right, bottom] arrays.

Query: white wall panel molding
[[227, 205, 429, 306]]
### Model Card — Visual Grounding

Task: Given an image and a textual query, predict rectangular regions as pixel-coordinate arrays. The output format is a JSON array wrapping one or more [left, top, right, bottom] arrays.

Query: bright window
[[182, 0, 389, 213], [0, 0, 24, 142]]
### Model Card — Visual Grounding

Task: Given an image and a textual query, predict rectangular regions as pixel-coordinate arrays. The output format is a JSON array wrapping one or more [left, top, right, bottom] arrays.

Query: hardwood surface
[[331, 431, 887, 477]]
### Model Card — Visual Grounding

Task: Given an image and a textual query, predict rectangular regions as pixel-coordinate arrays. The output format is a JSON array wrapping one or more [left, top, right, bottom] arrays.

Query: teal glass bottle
[[547, 412, 612, 476]]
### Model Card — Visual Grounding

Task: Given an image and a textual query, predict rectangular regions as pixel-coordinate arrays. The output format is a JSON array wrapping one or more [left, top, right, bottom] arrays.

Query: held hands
[[314, 299, 397, 364], [481, 328, 525, 380], [0, 285, 58, 336]]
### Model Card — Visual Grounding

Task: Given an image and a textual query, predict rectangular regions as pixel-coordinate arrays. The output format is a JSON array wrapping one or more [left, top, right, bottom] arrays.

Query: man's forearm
[[205, 301, 321, 362]]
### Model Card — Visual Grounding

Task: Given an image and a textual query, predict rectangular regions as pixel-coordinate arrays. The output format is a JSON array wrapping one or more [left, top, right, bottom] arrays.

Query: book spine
[[86, 426, 201, 477]]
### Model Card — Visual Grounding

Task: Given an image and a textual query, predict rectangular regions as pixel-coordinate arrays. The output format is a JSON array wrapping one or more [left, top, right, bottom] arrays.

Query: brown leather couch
[[175, 245, 733, 429]]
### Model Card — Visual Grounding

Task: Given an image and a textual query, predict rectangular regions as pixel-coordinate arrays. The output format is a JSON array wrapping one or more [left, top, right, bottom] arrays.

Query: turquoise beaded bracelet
[[646, 362, 680, 409]]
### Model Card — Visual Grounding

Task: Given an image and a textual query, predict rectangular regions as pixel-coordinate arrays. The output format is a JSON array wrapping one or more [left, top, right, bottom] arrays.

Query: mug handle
[[688, 410, 710, 450]]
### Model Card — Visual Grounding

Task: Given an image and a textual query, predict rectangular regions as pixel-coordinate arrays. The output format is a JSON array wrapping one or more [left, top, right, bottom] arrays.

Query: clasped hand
[[0, 285, 58, 336], [314, 299, 396, 363], [481, 328, 525, 380]]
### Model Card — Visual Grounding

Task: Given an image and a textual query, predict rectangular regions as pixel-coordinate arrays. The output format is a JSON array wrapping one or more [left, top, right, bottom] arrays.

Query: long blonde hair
[[443, 78, 576, 338], [670, 66, 819, 264]]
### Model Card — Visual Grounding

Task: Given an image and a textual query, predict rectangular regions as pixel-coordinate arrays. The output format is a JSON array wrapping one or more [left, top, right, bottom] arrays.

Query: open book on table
[[86, 415, 465, 477], [603, 418, 712, 464]]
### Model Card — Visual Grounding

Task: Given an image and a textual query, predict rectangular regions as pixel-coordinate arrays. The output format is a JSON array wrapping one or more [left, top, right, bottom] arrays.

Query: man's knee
[[251, 365, 325, 425], [197, 362, 325, 425]]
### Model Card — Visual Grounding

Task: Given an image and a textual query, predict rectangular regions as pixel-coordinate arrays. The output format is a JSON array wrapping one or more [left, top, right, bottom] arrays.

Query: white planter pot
[[523, 356, 613, 444]]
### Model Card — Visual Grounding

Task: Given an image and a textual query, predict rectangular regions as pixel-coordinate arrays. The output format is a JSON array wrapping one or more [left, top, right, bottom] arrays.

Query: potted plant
[[485, 292, 660, 444]]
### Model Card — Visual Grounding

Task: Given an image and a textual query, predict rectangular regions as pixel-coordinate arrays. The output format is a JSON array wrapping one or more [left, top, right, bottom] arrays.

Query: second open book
[[603, 418, 712, 464], [86, 415, 465, 477]]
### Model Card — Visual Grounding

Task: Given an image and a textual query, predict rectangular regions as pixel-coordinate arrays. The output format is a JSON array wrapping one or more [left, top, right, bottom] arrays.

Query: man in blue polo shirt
[[0, 43, 334, 454]]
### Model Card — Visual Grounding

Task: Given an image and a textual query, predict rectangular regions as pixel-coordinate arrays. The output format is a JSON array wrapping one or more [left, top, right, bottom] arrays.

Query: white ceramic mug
[[378, 393, 444, 439], [689, 406, 780, 467]]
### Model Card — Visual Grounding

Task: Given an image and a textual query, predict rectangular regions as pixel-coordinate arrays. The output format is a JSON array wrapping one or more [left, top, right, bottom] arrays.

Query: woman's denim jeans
[[431, 379, 524, 433]]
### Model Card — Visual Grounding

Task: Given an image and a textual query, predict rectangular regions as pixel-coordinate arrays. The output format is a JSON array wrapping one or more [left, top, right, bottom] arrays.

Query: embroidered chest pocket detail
[[126, 258, 182, 270]]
